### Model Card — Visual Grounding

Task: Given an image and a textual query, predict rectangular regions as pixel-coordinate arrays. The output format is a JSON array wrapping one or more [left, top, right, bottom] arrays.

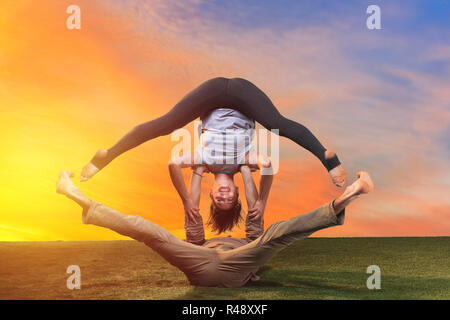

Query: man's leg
[[57, 171, 216, 282], [219, 172, 374, 281]]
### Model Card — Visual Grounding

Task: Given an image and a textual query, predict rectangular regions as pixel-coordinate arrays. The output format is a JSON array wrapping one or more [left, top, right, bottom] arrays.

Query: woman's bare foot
[[325, 150, 347, 187], [57, 170, 92, 210], [332, 171, 374, 214], [80, 149, 109, 182]]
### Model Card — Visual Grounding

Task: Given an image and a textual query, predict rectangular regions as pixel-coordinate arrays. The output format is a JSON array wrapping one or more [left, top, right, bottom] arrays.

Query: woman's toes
[[325, 150, 336, 159], [80, 163, 99, 182], [330, 165, 347, 187]]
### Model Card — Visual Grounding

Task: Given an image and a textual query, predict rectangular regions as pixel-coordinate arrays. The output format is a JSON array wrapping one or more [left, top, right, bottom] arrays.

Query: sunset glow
[[1, 0, 449, 241]]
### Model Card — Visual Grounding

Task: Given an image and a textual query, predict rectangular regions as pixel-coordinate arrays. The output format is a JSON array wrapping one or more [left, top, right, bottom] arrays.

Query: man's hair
[[207, 196, 243, 234]]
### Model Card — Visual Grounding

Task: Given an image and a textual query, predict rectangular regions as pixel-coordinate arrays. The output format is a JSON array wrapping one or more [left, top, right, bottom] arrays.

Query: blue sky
[[107, 0, 450, 235], [1, 1, 448, 240]]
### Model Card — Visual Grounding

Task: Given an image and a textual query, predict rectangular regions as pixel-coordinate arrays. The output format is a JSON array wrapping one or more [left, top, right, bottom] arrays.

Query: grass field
[[0, 238, 448, 300]]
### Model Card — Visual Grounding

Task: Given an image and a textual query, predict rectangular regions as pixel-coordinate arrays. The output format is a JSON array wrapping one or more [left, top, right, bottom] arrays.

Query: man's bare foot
[[56, 170, 77, 195], [354, 171, 374, 195], [80, 149, 109, 182], [332, 171, 373, 214], [57, 170, 92, 210], [325, 150, 347, 187]]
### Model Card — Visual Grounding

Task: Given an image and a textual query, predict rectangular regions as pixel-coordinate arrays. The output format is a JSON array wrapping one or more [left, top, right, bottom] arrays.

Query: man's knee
[[124, 215, 171, 244]]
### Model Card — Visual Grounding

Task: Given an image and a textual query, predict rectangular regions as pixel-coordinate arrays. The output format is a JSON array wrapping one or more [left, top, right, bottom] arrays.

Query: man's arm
[[190, 165, 206, 208], [184, 165, 206, 245], [168, 151, 202, 222], [168, 152, 193, 202], [246, 157, 273, 222], [240, 165, 258, 209], [258, 165, 273, 203]]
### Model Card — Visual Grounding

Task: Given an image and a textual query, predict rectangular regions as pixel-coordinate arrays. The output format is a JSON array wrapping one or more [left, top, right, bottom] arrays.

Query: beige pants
[[83, 202, 345, 288]]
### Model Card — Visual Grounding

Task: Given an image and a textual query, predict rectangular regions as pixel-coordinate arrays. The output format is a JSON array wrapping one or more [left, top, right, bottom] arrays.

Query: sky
[[0, 0, 449, 240]]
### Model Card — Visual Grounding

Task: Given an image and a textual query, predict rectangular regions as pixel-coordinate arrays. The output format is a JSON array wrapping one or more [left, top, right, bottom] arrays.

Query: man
[[56, 167, 373, 288]]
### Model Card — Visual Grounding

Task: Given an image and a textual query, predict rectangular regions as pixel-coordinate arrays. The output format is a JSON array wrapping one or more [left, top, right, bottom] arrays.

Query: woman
[[168, 106, 272, 235], [81, 77, 347, 186]]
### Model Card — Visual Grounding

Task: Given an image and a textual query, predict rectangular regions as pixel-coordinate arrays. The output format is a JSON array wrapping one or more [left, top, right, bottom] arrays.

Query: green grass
[[0, 238, 448, 299]]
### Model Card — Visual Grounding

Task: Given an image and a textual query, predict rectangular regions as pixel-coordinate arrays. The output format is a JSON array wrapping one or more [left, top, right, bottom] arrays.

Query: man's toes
[[357, 171, 374, 188], [59, 170, 68, 180]]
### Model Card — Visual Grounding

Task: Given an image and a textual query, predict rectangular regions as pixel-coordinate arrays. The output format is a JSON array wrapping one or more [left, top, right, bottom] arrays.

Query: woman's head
[[210, 173, 239, 210], [207, 195, 243, 234], [210, 184, 239, 210], [207, 173, 242, 233]]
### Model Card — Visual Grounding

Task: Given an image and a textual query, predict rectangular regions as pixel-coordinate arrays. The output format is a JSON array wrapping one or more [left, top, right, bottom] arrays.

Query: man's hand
[[193, 165, 208, 174], [183, 198, 201, 224], [258, 155, 271, 168], [247, 199, 266, 226], [240, 165, 252, 173], [246, 155, 271, 172]]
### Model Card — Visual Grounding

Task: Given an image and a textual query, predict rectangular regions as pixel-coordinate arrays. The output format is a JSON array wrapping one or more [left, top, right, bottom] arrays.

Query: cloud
[[0, 0, 448, 240]]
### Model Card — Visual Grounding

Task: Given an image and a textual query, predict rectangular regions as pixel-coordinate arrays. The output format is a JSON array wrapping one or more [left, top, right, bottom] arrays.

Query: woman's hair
[[207, 196, 243, 234]]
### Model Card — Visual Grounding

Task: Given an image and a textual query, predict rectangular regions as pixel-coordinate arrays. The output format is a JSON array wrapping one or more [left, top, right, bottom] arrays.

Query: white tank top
[[197, 108, 255, 174]]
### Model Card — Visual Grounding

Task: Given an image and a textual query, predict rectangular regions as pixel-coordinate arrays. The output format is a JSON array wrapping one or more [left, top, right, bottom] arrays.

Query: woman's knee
[[276, 115, 302, 138], [134, 117, 173, 138]]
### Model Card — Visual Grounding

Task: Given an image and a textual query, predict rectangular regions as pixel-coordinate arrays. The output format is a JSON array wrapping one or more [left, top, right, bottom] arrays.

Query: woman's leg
[[226, 78, 343, 174], [81, 77, 229, 181], [82, 76, 346, 185]]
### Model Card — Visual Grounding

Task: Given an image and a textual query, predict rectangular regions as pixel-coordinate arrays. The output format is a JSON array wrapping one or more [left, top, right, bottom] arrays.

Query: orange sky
[[0, 1, 449, 240]]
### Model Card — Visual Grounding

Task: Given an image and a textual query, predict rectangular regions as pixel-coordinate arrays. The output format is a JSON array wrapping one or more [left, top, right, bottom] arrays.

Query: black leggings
[[103, 77, 340, 171]]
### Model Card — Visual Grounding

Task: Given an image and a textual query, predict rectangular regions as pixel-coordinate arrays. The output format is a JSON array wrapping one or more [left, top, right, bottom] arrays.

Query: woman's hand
[[183, 198, 201, 224], [247, 199, 266, 226]]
